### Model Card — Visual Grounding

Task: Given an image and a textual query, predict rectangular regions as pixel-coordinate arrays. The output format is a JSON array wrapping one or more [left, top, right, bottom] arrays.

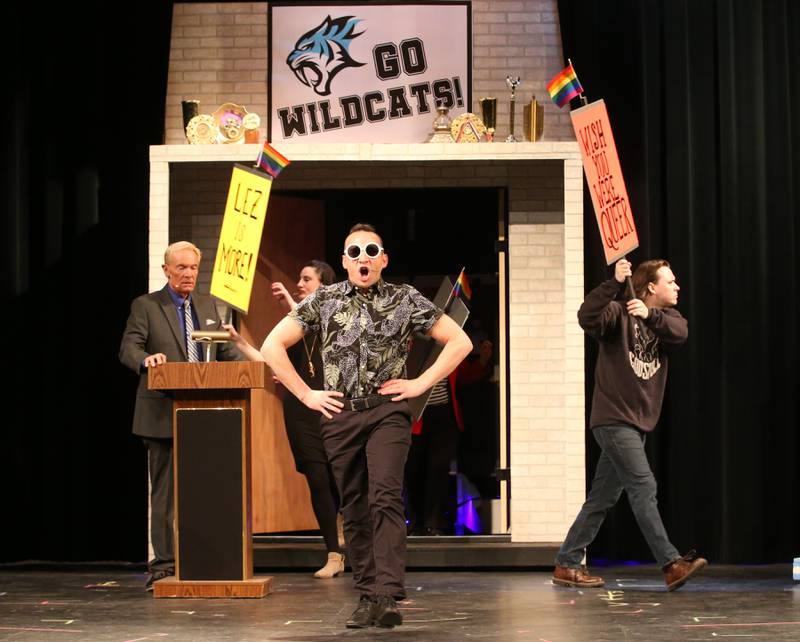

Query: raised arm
[[222, 323, 264, 362], [643, 308, 688, 345], [272, 281, 298, 311], [578, 259, 630, 339]]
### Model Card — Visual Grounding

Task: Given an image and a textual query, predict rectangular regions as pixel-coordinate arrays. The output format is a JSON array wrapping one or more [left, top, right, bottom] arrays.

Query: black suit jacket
[[119, 286, 243, 438]]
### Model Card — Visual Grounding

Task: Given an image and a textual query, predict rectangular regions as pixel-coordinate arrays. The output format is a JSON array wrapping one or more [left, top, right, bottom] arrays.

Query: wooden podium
[[148, 361, 272, 598]]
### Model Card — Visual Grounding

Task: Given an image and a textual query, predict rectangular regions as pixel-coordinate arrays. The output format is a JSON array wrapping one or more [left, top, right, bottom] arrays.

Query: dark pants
[[320, 401, 411, 600], [142, 437, 175, 574], [556, 424, 680, 568], [303, 460, 342, 553]]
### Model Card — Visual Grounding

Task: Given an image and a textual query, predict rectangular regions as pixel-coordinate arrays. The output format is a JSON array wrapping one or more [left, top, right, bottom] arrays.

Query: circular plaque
[[451, 113, 487, 143], [213, 102, 248, 143], [185, 115, 219, 145]]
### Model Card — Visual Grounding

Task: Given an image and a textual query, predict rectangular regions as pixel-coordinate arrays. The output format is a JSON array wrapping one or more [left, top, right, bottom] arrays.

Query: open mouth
[[359, 266, 370, 278], [292, 62, 321, 90]]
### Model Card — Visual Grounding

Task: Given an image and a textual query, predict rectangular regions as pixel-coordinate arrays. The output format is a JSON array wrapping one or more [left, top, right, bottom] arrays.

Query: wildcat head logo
[[286, 15, 365, 97]]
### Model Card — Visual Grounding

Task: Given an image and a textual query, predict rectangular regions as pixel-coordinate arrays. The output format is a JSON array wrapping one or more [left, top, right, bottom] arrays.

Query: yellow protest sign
[[210, 164, 272, 313]]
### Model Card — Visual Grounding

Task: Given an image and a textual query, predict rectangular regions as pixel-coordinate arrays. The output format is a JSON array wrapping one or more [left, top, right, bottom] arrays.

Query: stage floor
[[0, 565, 797, 640]]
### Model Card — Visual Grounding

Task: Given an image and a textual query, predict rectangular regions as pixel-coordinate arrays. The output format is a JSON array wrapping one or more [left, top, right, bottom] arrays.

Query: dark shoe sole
[[552, 577, 604, 588], [666, 559, 708, 592], [376, 611, 402, 627], [345, 621, 374, 629]]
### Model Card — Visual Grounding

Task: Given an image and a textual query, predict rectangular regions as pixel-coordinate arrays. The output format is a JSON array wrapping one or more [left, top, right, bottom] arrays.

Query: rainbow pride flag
[[547, 63, 584, 108], [453, 268, 472, 301], [256, 142, 291, 179]]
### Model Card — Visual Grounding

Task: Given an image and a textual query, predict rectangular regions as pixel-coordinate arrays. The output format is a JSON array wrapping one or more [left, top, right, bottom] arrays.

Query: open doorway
[[268, 186, 507, 537]]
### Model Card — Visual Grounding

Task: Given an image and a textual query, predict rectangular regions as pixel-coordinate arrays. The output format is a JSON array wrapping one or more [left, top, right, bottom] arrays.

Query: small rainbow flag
[[547, 63, 584, 108], [453, 268, 472, 301], [256, 141, 291, 179]]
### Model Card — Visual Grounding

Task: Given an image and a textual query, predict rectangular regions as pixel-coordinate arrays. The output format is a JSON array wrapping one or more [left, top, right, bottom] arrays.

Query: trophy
[[181, 100, 200, 141], [479, 96, 497, 142], [243, 113, 261, 143], [505, 76, 521, 143], [427, 103, 455, 143], [523, 96, 544, 141]]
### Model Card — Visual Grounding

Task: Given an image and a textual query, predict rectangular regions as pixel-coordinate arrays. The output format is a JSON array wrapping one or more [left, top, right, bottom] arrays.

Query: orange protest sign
[[570, 99, 639, 264]]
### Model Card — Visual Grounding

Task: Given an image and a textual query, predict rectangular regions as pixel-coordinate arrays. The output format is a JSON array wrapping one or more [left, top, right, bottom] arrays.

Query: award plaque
[[213, 102, 249, 144], [185, 115, 220, 145], [451, 113, 486, 142]]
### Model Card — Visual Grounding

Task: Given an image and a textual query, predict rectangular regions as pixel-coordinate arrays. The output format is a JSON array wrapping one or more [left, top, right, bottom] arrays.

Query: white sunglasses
[[344, 242, 384, 260]]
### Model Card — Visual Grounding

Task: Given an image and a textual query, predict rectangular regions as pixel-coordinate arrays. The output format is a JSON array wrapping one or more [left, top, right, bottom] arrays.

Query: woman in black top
[[227, 260, 344, 578]]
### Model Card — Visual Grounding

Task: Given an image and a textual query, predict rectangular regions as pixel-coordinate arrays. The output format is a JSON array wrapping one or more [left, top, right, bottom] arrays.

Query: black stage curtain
[[557, 0, 800, 563], [3, 5, 172, 562]]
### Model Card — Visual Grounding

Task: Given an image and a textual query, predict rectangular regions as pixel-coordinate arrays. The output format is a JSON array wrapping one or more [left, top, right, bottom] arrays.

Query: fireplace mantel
[[150, 141, 580, 165]]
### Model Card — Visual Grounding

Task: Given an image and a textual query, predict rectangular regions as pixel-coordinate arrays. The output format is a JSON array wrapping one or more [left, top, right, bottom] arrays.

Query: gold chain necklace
[[302, 335, 317, 377]]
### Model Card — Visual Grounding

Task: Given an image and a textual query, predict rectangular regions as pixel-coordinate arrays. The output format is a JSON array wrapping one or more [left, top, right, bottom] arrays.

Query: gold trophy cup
[[523, 96, 544, 141], [479, 97, 497, 142]]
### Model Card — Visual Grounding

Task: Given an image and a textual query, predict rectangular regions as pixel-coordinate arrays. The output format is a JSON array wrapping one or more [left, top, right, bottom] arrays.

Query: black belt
[[342, 394, 392, 412]]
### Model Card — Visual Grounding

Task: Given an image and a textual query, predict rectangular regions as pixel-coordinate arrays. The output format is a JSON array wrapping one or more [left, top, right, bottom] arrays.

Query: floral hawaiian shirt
[[289, 279, 443, 397]]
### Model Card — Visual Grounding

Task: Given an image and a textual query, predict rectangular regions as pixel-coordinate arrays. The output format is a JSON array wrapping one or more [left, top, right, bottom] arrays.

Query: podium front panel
[[175, 407, 245, 581]]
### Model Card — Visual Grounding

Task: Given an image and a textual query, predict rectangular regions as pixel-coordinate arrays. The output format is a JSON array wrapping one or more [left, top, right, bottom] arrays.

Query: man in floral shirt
[[262, 223, 472, 629]]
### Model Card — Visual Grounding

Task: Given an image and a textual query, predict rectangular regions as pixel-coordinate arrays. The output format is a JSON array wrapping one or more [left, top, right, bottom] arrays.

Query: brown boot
[[553, 564, 604, 588], [663, 550, 707, 591]]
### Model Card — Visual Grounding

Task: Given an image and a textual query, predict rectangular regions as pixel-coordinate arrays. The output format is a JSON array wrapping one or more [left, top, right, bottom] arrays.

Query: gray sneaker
[[345, 595, 376, 628], [374, 595, 402, 627]]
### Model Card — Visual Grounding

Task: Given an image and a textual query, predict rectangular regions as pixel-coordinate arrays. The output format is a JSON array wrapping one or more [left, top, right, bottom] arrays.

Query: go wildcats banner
[[268, 2, 471, 143]]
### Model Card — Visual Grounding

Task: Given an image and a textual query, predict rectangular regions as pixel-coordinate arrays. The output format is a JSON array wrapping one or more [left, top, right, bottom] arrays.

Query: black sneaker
[[345, 595, 376, 628], [145, 569, 171, 592], [374, 595, 402, 627]]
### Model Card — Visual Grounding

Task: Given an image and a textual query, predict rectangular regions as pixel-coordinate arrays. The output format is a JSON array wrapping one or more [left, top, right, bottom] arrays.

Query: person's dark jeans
[[321, 401, 411, 600], [555, 424, 680, 568]]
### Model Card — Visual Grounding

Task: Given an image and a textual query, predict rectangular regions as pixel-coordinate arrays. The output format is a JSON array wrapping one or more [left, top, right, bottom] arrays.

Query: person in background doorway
[[226, 260, 345, 579], [405, 339, 493, 535]]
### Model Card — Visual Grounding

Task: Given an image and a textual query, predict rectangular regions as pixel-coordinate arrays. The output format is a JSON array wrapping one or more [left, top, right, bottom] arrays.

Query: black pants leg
[[142, 437, 174, 574], [303, 461, 341, 553]]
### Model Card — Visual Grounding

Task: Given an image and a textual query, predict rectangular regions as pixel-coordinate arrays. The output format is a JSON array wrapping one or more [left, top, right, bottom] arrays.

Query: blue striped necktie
[[184, 299, 200, 363]]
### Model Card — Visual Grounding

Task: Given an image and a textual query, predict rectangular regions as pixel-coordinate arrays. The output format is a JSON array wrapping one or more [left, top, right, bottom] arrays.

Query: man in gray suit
[[119, 241, 242, 590]]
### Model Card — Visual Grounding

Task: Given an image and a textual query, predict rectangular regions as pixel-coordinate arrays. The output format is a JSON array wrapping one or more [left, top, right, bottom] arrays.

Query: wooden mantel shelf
[[150, 141, 580, 164]]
